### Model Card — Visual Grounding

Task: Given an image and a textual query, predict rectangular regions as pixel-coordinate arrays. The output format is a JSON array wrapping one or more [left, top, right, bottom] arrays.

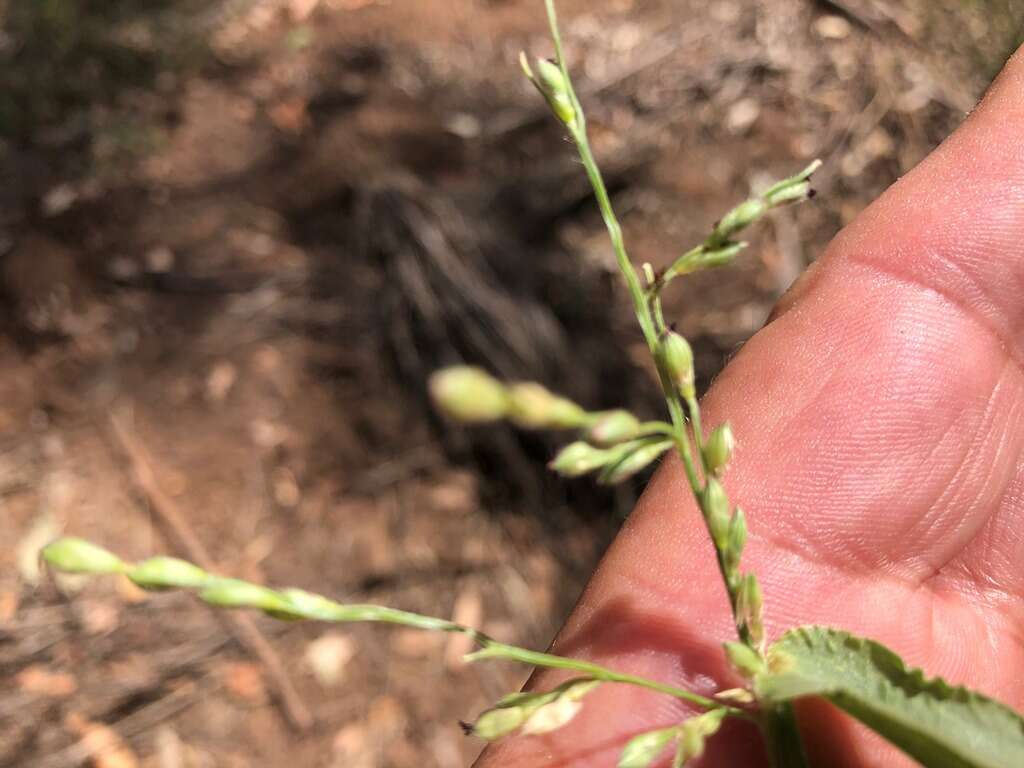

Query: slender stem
[[650, 294, 668, 335], [544, 0, 745, 641], [662, 244, 702, 283], [648, 290, 706, 487], [762, 704, 812, 768], [274, 596, 742, 717], [665, 371, 747, 650], [571, 133, 656, 344], [637, 421, 680, 438], [569, 125, 704, 495], [311, 610, 727, 711], [686, 393, 708, 477], [470, 642, 737, 714], [42, 540, 739, 717], [563, 121, 703, 494]]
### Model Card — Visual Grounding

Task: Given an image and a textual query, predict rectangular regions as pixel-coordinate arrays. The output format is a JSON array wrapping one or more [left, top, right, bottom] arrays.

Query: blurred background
[[1, 0, 1021, 766]]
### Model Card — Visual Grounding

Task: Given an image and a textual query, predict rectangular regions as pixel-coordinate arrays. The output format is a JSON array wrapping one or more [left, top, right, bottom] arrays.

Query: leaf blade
[[756, 626, 1024, 768]]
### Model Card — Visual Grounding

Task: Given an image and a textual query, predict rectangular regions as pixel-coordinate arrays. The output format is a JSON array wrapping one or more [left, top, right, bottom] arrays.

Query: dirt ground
[[1, 0, 1021, 766]]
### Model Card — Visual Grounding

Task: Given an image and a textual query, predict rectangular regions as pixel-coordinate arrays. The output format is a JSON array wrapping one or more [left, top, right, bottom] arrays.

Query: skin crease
[[476, 45, 1024, 768]]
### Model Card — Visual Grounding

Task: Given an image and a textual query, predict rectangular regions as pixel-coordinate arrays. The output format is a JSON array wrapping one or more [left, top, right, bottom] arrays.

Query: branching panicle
[[41, 4, 1023, 767], [40, 1, 812, 757], [41, 537, 733, 719]]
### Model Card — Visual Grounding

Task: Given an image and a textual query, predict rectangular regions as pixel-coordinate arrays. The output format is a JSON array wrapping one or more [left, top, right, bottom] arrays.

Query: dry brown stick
[[104, 409, 314, 733], [35, 675, 208, 768], [813, 0, 881, 33]]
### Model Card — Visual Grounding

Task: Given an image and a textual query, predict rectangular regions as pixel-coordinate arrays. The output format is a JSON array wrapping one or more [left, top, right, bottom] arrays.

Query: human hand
[[478, 46, 1024, 768]]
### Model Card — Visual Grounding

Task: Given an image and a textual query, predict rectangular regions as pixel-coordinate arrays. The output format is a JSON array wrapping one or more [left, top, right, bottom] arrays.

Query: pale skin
[[478, 46, 1024, 767]]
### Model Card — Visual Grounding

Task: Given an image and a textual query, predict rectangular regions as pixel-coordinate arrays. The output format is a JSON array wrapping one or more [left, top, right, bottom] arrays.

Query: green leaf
[[756, 626, 1024, 768]]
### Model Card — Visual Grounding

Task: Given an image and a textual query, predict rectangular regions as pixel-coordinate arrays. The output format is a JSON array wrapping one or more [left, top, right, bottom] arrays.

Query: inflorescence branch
[[40, 537, 739, 745], [41, 3, 820, 764], [523, 0, 818, 661]]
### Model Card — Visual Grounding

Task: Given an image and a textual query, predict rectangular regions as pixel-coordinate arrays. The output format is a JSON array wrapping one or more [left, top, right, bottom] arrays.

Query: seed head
[[659, 331, 695, 399], [522, 696, 583, 735], [703, 423, 735, 475], [429, 366, 509, 423], [528, 679, 598, 735], [737, 573, 764, 647], [473, 704, 530, 741], [471, 678, 598, 741], [129, 557, 209, 590], [586, 410, 641, 446], [716, 198, 767, 241], [723, 506, 747, 573], [507, 382, 586, 429], [702, 478, 731, 549], [618, 726, 678, 768], [723, 641, 765, 678], [598, 439, 671, 484], [679, 710, 727, 762], [520, 53, 577, 127], [549, 441, 611, 476], [42, 538, 127, 575], [763, 159, 822, 206], [680, 721, 706, 762], [281, 588, 346, 621], [199, 578, 298, 617]]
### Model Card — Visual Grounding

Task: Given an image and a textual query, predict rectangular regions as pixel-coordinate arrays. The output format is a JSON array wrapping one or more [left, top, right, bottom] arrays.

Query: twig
[[348, 445, 439, 494], [82, 631, 232, 722], [813, 0, 881, 34], [34, 676, 206, 768], [103, 410, 314, 733]]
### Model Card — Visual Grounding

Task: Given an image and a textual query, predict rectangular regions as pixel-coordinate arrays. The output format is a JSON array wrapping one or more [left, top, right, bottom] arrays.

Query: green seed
[[587, 410, 641, 446], [507, 382, 586, 429], [716, 198, 767, 240], [549, 441, 612, 476], [659, 332, 695, 399], [129, 557, 209, 590], [42, 538, 127, 575], [703, 423, 735, 475], [723, 507, 747, 573], [702, 479, 731, 549], [724, 641, 764, 678], [429, 366, 509, 423], [199, 578, 297, 616], [522, 55, 577, 126], [598, 439, 672, 484]]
